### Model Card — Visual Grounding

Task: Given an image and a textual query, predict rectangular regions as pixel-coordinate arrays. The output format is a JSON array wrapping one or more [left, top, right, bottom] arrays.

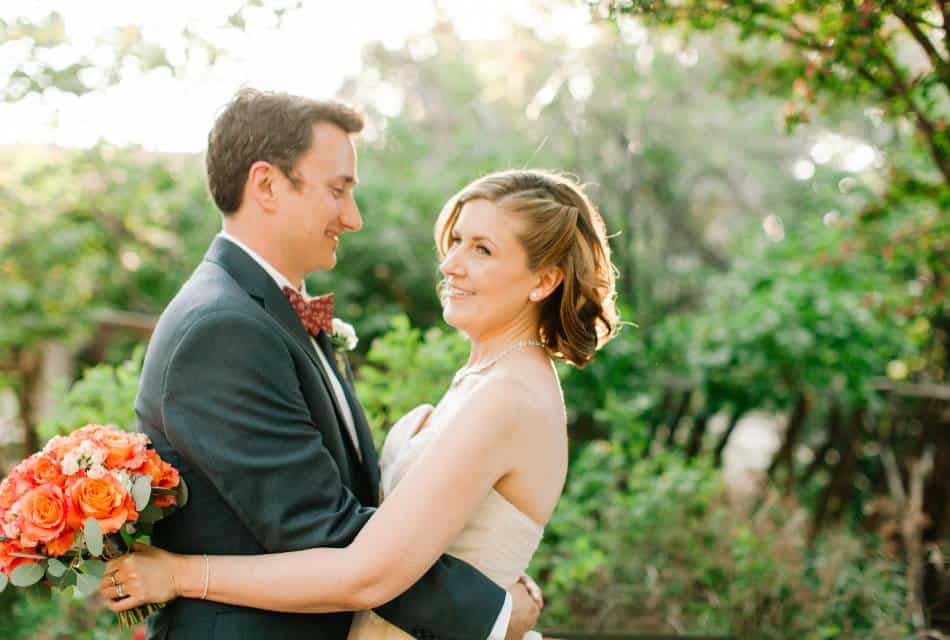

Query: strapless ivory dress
[[346, 413, 544, 640]]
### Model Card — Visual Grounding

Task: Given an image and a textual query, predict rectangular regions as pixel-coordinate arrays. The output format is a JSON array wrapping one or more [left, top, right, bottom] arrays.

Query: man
[[133, 88, 540, 639]]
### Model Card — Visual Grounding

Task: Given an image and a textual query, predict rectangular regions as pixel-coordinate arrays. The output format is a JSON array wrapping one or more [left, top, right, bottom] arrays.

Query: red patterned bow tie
[[283, 287, 334, 336]]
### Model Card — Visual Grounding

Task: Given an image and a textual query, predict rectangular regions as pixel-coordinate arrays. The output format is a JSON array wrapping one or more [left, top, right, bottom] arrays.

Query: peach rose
[[66, 474, 137, 534], [16, 483, 69, 545], [0, 470, 35, 511], [93, 428, 148, 470], [139, 450, 180, 508], [43, 529, 76, 556], [27, 454, 67, 487], [43, 433, 81, 459]]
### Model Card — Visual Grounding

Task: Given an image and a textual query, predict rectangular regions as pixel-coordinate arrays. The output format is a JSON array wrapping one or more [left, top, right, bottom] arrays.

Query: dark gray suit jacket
[[136, 236, 505, 639]]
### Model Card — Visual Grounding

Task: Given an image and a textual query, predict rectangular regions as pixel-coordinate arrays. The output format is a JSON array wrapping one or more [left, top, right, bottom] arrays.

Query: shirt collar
[[217, 230, 308, 295]]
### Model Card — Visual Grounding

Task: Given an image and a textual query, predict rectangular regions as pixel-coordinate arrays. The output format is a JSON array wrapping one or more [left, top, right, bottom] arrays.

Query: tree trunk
[[810, 408, 864, 542], [14, 341, 76, 456], [713, 407, 744, 468], [664, 389, 693, 448], [685, 409, 712, 458], [766, 391, 810, 493]]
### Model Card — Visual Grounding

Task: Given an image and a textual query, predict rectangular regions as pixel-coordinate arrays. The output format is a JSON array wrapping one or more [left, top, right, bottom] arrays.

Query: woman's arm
[[103, 377, 540, 614]]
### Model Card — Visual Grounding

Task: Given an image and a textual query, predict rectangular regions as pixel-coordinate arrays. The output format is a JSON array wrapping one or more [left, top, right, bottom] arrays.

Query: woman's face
[[438, 199, 541, 341]]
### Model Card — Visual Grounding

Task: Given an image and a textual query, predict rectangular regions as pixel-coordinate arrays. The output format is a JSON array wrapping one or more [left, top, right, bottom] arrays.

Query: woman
[[100, 169, 619, 638]]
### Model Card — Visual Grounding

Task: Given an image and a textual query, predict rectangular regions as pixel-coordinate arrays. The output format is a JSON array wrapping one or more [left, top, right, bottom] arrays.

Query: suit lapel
[[203, 237, 359, 463], [316, 332, 381, 499]]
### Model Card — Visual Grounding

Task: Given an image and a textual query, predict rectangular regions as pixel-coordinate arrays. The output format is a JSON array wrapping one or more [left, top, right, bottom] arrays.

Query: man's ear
[[246, 161, 279, 212], [531, 266, 564, 302]]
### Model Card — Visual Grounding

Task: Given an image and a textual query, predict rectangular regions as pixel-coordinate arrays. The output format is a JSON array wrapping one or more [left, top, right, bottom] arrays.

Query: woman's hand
[[99, 543, 181, 612]]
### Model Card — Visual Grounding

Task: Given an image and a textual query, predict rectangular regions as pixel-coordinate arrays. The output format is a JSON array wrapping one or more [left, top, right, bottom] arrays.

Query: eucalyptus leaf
[[0, 571, 7, 592], [120, 526, 135, 550], [138, 502, 163, 525], [82, 558, 106, 578], [176, 476, 189, 509], [11, 562, 45, 587], [132, 474, 152, 511], [47, 557, 68, 578], [84, 518, 103, 556], [75, 572, 100, 598]]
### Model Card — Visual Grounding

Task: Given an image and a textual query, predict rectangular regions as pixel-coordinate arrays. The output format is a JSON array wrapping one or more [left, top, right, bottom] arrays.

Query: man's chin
[[309, 253, 337, 272]]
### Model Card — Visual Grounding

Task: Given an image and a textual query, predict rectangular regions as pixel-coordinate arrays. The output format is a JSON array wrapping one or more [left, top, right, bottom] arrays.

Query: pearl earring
[[530, 292, 539, 301]]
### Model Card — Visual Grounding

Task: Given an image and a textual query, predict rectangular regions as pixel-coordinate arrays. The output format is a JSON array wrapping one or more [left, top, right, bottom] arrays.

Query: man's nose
[[341, 198, 362, 232]]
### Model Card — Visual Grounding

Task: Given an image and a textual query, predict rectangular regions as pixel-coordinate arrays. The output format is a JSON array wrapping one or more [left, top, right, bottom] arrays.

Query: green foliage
[[610, 1, 950, 184], [0, 586, 123, 640], [356, 315, 469, 445], [38, 346, 144, 442], [532, 446, 912, 638], [0, 145, 217, 356]]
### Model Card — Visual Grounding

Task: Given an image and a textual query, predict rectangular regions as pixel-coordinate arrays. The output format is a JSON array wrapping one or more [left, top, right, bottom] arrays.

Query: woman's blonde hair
[[435, 169, 619, 367]]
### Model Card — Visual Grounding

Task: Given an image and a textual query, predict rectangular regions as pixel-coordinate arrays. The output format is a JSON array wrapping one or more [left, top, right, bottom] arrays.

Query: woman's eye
[[477, 245, 491, 256], [449, 236, 461, 246]]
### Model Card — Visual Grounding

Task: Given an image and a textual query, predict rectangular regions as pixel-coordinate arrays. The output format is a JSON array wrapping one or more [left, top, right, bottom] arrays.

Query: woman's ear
[[530, 266, 564, 302]]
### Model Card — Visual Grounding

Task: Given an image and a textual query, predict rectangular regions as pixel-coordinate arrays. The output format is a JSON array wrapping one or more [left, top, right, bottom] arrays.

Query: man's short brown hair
[[206, 88, 364, 214]]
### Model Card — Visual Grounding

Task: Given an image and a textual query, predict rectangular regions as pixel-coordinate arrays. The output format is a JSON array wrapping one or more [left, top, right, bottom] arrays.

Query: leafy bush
[[532, 445, 912, 639], [38, 346, 144, 442], [355, 314, 469, 445]]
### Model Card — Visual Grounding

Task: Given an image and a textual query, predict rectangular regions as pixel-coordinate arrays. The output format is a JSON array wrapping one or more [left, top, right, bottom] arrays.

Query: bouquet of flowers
[[0, 423, 187, 628]]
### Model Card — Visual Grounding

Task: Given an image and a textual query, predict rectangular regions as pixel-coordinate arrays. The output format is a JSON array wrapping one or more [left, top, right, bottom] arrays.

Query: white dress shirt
[[216, 231, 513, 639]]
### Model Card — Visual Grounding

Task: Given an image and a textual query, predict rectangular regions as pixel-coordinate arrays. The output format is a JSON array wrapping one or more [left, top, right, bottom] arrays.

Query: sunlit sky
[[0, 0, 882, 212], [0, 0, 597, 152]]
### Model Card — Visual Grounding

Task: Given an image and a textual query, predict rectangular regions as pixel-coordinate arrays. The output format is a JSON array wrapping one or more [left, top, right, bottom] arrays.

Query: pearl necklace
[[450, 340, 545, 389]]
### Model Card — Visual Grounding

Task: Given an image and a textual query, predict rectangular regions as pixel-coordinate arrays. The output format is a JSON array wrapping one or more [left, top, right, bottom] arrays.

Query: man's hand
[[505, 581, 541, 640]]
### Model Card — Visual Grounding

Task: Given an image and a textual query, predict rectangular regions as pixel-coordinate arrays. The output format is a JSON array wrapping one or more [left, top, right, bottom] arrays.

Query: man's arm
[[161, 309, 508, 639]]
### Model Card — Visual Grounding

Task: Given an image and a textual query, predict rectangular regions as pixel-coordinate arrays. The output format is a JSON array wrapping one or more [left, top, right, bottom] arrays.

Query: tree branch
[[876, 43, 950, 185], [940, 0, 950, 53], [894, 9, 950, 89]]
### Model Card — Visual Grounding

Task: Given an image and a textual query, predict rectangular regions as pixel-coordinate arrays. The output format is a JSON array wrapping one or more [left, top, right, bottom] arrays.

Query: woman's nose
[[439, 248, 464, 277]]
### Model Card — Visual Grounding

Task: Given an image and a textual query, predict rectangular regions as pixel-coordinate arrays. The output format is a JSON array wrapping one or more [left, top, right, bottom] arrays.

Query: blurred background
[[0, 1, 947, 638]]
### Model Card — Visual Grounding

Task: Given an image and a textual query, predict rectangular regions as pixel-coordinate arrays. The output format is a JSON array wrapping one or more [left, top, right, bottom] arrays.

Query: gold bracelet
[[200, 554, 210, 600]]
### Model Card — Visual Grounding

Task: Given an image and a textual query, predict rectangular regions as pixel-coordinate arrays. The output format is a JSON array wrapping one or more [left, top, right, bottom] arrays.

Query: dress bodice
[[380, 420, 544, 589], [347, 410, 545, 640]]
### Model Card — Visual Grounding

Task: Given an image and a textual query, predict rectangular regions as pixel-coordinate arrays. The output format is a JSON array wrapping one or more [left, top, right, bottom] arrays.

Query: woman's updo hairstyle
[[435, 169, 619, 367]]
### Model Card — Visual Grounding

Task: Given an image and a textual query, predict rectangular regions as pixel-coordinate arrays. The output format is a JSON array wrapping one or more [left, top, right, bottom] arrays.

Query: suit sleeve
[[162, 310, 505, 639]]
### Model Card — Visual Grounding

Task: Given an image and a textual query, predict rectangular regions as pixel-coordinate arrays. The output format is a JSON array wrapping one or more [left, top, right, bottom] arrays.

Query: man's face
[[272, 122, 361, 276]]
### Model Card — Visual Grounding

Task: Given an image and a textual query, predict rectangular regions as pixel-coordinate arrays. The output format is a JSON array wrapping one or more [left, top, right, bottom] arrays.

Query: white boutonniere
[[330, 318, 358, 352], [330, 319, 358, 382]]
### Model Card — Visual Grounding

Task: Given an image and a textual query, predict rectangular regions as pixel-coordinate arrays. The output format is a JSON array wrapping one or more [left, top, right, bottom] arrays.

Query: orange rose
[[94, 428, 148, 470], [139, 450, 180, 508], [66, 474, 137, 534], [16, 484, 69, 544], [0, 540, 32, 576], [43, 529, 76, 556]]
